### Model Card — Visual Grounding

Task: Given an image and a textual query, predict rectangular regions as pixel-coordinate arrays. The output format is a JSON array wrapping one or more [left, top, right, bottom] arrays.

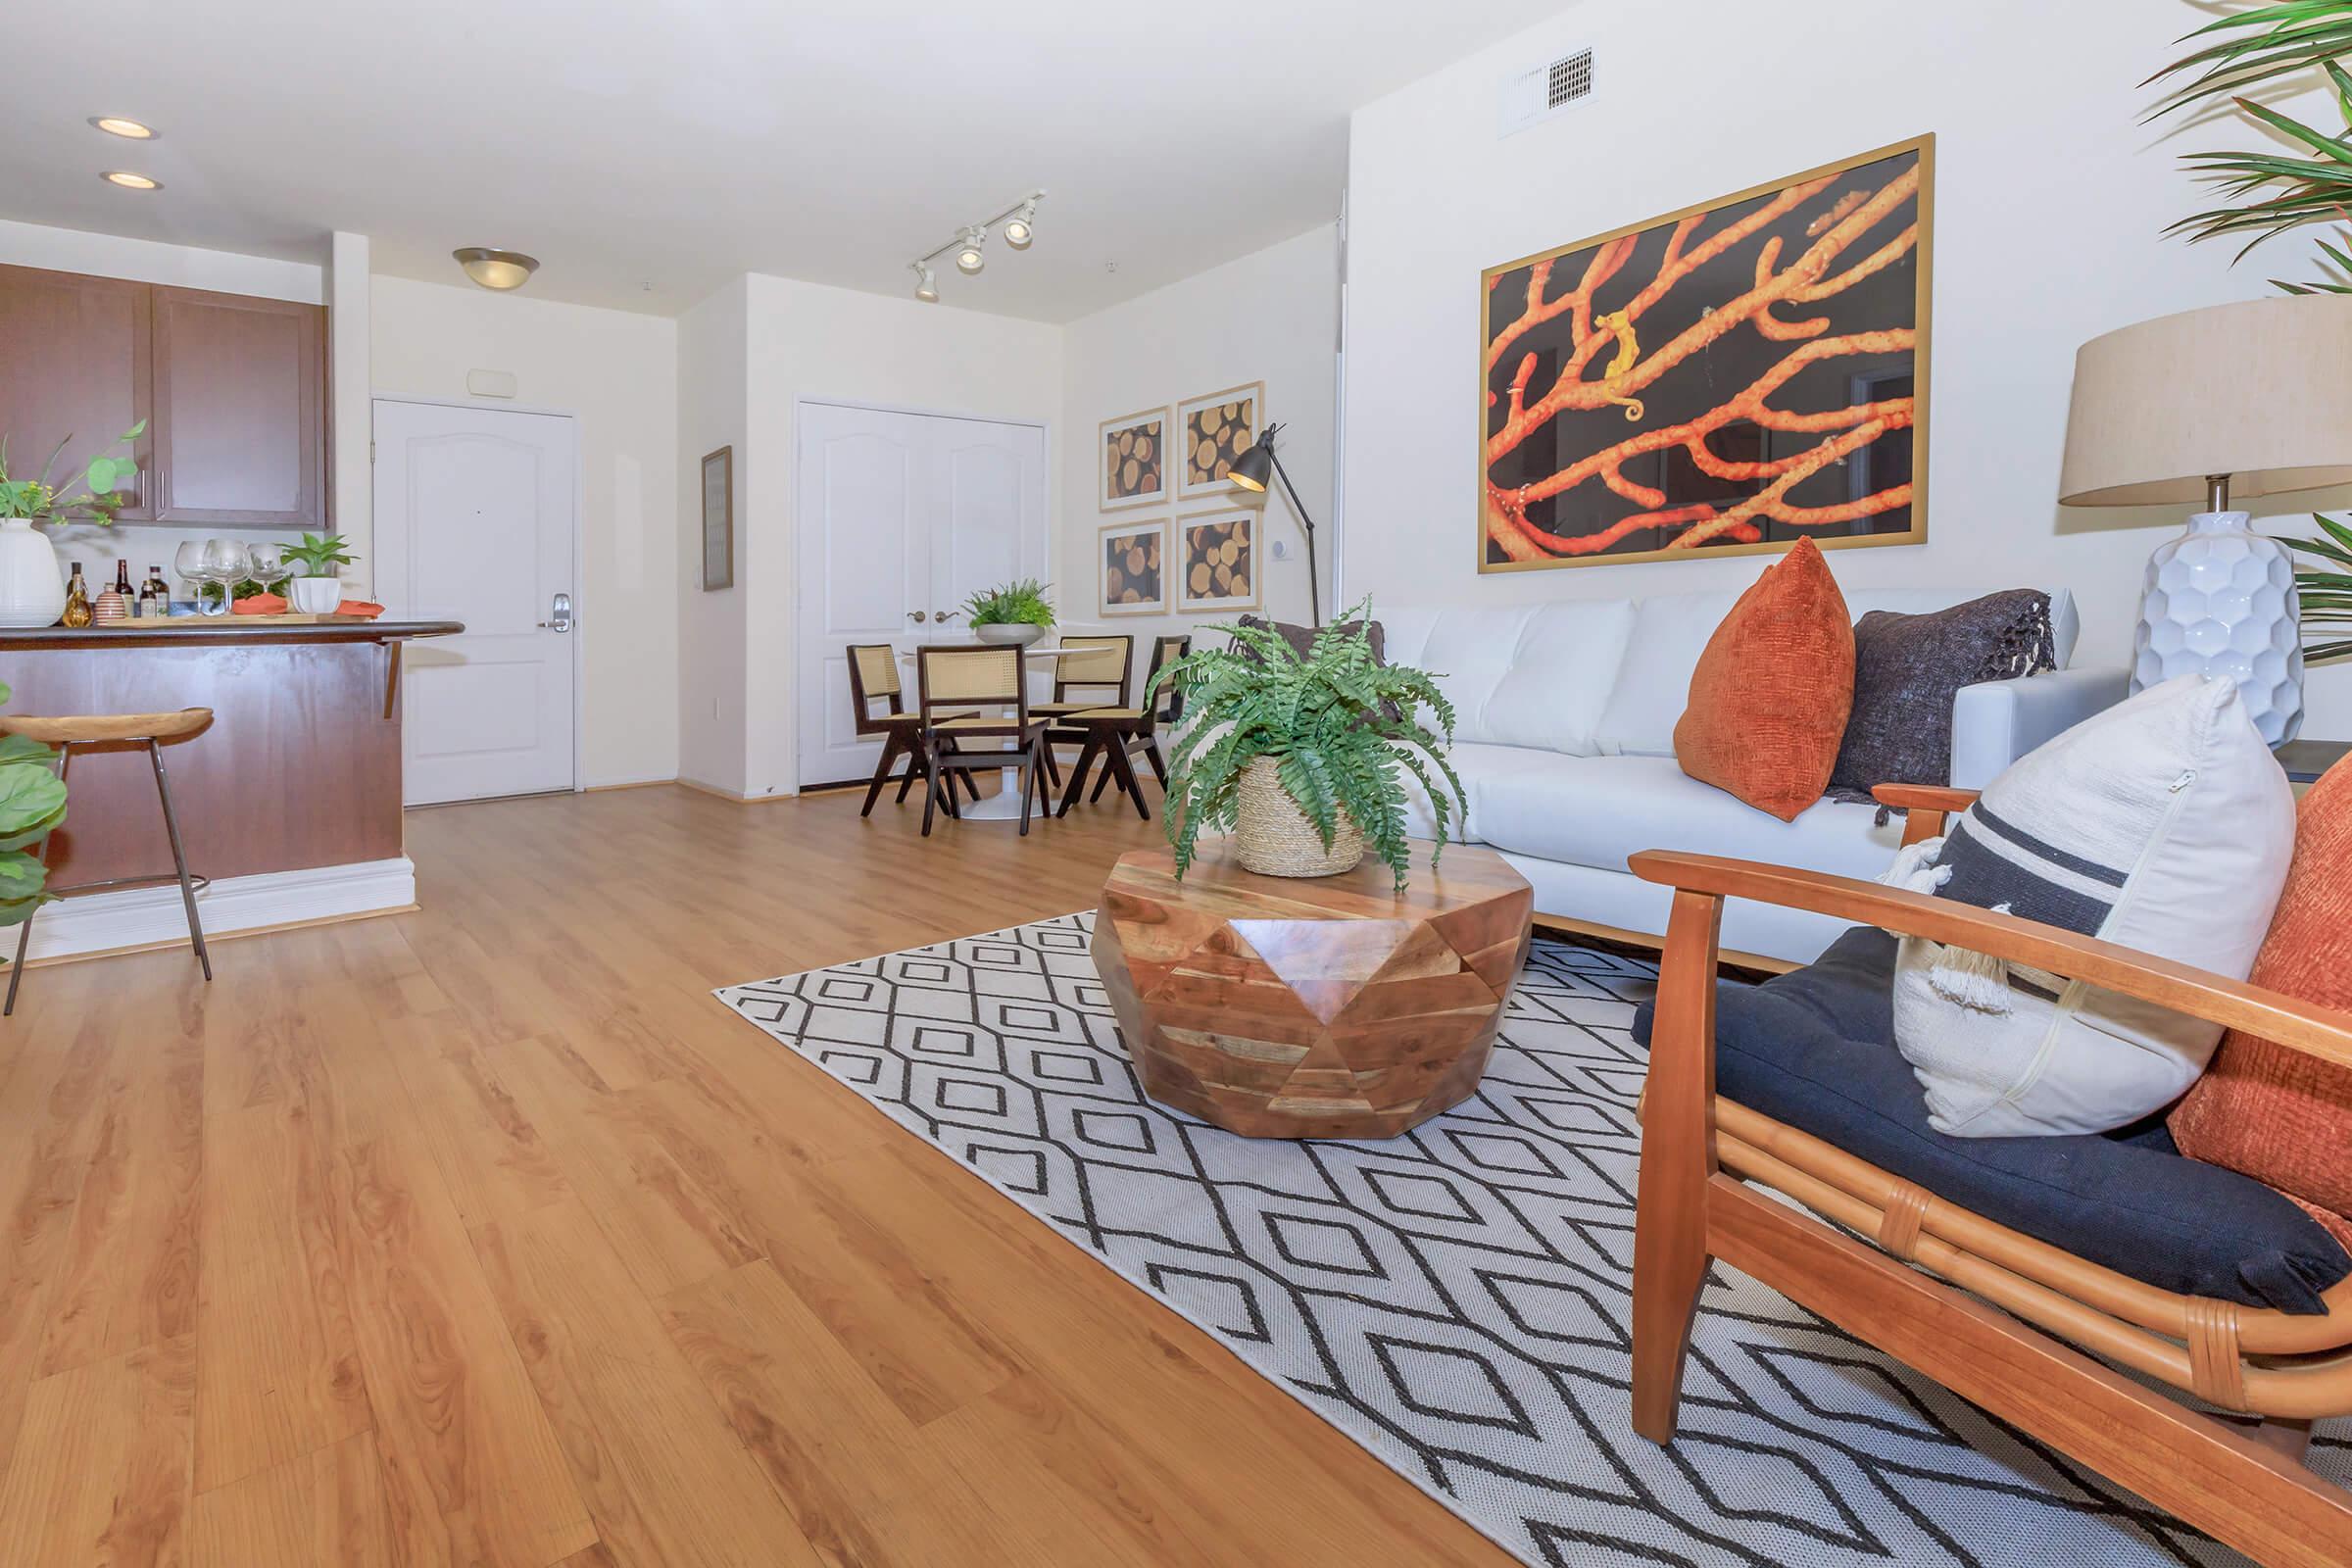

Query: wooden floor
[[0, 782, 1508, 1566]]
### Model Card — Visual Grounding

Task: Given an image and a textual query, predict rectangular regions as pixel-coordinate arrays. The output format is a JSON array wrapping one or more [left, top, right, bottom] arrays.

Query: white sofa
[[1377, 588, 2126, 965]]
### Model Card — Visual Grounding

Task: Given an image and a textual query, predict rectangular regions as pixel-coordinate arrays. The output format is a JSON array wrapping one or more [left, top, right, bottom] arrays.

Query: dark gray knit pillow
[[1236, 614, 1385, 665], [1828, 590, 2056, 802]]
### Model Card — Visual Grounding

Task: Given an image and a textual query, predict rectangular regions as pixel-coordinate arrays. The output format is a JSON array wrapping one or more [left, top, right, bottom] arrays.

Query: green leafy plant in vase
[[0, 683, 68, 927], [1153, 604, 1467, 892], [963, 577, 1055, 647], [0, 422, 146, 629], [281, 532, 356, 614]]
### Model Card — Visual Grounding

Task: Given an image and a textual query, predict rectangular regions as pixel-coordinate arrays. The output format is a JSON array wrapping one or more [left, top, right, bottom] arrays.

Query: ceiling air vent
[[1499, 45, 1594, 138]]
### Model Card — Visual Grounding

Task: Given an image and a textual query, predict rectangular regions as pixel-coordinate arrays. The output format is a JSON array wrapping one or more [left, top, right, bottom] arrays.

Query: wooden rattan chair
[[846, 644, 972, 817], [1629, 783, 2352, 1566], [915, 645, 1054, 837], [1053, 634, 1190, 820]]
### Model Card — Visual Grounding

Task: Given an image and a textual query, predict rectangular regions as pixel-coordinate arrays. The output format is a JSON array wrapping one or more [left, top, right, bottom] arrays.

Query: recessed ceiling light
[[453, 247, 540, 291], [101, 171, 161, 191], [89, 116, 158, 140]]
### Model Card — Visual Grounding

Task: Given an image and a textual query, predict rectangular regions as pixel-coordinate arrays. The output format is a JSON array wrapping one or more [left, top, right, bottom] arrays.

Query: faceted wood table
[[1093, 839, 1534, 1139]]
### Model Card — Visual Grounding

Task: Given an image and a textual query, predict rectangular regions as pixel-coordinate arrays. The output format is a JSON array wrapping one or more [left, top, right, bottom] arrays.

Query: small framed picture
[[1099, 407, 1169, 510], [700, 446, 734, 591], [1176, 511, 1259, 612], [1098, 517, 1169, 616], [1175, 382, 1264, 502]]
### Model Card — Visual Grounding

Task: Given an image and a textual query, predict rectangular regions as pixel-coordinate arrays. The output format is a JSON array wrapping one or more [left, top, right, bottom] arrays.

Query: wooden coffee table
[[1093, 838, 1534, 1139]]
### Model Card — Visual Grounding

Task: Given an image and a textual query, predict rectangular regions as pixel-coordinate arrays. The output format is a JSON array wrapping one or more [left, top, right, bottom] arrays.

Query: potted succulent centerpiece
[[964, 577, 1055, 648], [0, 422, 145, 628], [281, 531, 356, 614], [1155, 606, 1467, 891]]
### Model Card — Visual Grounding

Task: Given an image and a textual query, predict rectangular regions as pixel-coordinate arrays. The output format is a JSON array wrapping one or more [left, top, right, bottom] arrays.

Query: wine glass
[[203, 539, 250, 615], [173, 541, 212, 615], [247, 543, 290, 600]]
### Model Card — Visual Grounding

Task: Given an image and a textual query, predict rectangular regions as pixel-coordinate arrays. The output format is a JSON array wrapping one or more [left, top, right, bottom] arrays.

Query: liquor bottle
[[135, 566, 159, 618], [61, 564, 92, 628], [93, 560, 130, 625], [144, 566, 171, 616]]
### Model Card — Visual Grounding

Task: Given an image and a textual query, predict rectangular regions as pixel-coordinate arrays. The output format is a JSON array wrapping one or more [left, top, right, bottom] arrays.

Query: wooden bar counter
[[0, 619, 461, 958]]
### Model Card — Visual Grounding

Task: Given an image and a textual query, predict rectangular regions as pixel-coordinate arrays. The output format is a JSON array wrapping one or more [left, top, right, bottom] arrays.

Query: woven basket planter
[[1236, 757, 1365, 878]]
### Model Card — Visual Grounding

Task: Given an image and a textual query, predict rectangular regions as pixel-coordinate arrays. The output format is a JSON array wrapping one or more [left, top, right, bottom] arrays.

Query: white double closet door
[[797, 401, 1050, 788]]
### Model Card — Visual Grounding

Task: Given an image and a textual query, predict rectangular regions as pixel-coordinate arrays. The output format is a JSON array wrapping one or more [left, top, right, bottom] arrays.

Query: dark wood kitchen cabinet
[[0, 264, 154, 518], [0, 263, 327, 529]]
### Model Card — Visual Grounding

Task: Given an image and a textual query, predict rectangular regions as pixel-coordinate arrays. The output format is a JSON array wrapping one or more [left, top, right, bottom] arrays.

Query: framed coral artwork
[[1480, 133, 1933, 571], [1100, 407, 1169, 510], [1098, 517, 1169, 616], [1176, 511, 1259, 612], [1175, 382, 1264, 503]]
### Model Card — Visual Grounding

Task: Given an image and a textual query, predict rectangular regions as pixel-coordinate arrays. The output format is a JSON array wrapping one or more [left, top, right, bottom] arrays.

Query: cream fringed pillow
[[1883, 674, 2294, 1138]]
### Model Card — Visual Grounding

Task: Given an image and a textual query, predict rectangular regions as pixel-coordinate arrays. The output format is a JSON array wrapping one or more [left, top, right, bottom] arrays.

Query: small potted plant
[[0, 422, 145, 628], [963, 577, 1055, 648], [281, 531, 356, 614], [1155, 604, 1467, 891], [0, 680, 67, 925]]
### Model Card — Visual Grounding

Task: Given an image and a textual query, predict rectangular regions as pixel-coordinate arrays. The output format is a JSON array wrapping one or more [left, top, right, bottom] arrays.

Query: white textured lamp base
[[2132, 511, 2304, 746]]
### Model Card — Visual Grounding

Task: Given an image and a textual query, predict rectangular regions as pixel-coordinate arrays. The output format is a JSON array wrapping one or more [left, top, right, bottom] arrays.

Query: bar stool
[[3, 708, 214, 1015]]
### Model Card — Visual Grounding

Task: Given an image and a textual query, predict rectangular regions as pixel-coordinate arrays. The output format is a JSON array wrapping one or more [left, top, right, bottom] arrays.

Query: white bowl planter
[[0, 517, 67, 628], [974, 622, 1046, 648], [289, 576, 343, 614]]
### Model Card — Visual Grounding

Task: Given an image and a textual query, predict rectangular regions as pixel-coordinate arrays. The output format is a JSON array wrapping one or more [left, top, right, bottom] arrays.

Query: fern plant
[[1153, 604, 1468, 893], [2283, 512, 2352, 662], [962, 577, 1055, 627]]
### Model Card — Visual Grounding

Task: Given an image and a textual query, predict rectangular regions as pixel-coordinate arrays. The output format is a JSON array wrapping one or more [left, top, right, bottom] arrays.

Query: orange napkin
[[336, 600, 385, 619], [232, 593, 288, 615]]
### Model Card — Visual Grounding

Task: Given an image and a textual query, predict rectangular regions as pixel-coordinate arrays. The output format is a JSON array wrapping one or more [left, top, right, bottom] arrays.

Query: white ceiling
[[5, 0, 1570, 322]]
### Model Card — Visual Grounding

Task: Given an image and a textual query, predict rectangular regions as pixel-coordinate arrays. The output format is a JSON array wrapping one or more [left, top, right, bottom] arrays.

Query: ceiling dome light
[[1002, 198, 1038, 251], [100, 171, 161, 190], [453, 247, 540, 291], [89, 117, 158, 139], [912, 262, 939, 304], [954, 226, 987, 275]]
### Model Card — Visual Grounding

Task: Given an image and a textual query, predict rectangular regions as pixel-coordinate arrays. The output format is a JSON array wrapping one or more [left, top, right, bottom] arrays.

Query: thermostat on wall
[[466, 368, 519, 398]]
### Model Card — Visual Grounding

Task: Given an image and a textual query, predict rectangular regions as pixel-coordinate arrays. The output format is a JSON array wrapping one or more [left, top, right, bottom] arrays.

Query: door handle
[[934, 610, 959, 622], [908, 610, 929, 623], [538, 591, 573, 632]]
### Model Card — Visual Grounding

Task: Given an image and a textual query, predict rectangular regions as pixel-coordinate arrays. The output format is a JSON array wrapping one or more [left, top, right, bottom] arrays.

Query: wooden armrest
[[1870, 783, 1980, 815], [1628, 849, 2352, 1074]]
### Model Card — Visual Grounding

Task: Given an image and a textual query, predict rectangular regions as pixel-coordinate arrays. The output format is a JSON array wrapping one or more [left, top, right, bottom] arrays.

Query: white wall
[[370, 275, 682, 789], [675, 277, 751, 795], [1059, 225, 1338, 651], [1344, 0, 2352, 735], [733, 274, 1063, 797]]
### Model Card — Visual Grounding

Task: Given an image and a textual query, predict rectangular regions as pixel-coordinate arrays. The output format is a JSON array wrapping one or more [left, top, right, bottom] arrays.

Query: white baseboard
[[17, 856, 417, 964]]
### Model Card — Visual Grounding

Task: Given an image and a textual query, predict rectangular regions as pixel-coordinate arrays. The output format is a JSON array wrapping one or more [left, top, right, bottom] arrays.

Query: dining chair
[[845, 644, 972, 817], [1053, 633, 1191, 820], [916, 645, 1054, 836], [1029, 635, 1133, 787]]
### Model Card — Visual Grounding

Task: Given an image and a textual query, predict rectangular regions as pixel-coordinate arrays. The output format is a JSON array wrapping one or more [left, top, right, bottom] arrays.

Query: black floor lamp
[[1227, 422, 1319, 626]]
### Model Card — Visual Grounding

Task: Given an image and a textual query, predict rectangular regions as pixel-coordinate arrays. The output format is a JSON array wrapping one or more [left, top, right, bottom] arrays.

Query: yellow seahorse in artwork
[[1594, 310, 1645, 421]]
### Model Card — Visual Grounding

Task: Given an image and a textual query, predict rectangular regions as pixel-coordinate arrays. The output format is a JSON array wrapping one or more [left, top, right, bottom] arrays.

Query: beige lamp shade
[[2058, 296, 2352, 507]]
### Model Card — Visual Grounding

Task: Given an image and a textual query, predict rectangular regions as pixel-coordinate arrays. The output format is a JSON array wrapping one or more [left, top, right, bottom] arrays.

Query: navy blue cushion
[[1632, 927, 2352, 1314]]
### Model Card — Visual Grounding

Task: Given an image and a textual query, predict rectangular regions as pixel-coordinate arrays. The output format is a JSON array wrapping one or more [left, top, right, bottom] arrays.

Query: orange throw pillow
[[1673, 537, 1855, 822], [2170, 754, 2352, 1218]]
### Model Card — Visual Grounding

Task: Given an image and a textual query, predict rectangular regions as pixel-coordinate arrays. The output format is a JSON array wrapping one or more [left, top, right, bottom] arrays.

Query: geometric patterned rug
[[714, 913, 2350, 1567]]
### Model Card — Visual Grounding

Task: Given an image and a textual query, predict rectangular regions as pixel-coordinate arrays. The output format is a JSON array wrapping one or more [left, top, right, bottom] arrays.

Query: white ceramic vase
[[2132, 510, 2304, 745], [289, 576, 343, 614], [0, 517, 67, 628]]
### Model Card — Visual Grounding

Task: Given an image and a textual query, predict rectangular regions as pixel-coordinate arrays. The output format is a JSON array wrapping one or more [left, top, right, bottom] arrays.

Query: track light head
[[954, 226, 987, 275], [912, 262, 939, 303], [1003, 197, 1038, 250]]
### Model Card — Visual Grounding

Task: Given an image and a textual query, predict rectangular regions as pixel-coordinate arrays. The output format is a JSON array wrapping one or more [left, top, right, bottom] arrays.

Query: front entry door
[[372, 398, 577, 805], [797, 402, 1048, 787]]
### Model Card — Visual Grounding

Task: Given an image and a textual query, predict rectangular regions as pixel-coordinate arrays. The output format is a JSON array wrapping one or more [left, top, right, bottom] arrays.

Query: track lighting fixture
[[905, 191, 1044, 301], [954, 226, 988, 275], [1002, 197, 1038, 251]]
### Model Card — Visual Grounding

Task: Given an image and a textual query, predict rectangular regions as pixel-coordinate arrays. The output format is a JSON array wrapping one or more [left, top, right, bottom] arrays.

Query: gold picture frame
[[1176, 510, 1260, 612], [1100, 407, 1170, 510], [701, 445, 734, 591], [1097, 517, 1169, 616], [1478, 132, 1934, 573], [1175, 382, 1265, 503]]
